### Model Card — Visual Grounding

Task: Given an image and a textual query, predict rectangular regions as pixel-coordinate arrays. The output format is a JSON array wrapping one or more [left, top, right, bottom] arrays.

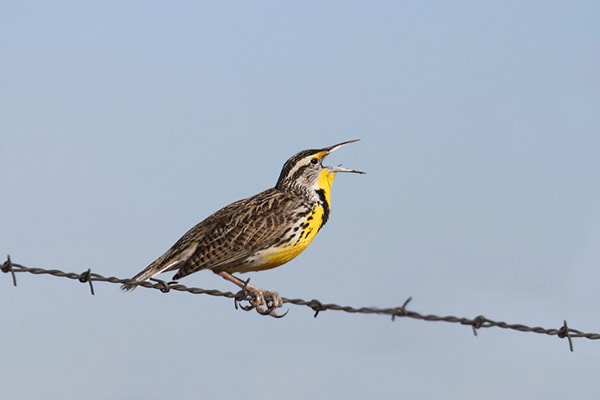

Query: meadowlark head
[[275, 139, 364, 192]]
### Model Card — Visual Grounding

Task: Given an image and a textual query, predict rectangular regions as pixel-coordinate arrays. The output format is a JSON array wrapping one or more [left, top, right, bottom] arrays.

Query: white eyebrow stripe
[[285, 156, 311, 179]]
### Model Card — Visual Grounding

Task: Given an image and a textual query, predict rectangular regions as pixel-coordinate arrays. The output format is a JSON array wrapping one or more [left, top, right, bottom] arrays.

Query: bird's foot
[[254, 290, 287, 318], [235, 281, 287, 318]]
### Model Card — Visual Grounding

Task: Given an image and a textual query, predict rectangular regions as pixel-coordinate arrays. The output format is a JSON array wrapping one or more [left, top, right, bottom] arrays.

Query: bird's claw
[[255, 291, 288, 318], [235, 287, 288, 318]]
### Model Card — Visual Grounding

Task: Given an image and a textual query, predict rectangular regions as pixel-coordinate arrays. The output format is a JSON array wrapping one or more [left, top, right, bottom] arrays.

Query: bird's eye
[[310, 158, 319, 165]]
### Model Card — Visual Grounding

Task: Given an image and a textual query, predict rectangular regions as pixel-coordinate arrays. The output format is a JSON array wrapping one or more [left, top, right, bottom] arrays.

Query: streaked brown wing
[[172, 188, 305, 279]]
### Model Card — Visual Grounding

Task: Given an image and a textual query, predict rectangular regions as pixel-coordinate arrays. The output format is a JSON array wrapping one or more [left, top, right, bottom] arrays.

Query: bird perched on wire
[[121, 139, 364, 316]]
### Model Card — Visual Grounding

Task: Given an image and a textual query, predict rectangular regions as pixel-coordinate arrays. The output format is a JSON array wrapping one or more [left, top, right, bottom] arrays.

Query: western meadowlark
[[122, 139, 364, 316]]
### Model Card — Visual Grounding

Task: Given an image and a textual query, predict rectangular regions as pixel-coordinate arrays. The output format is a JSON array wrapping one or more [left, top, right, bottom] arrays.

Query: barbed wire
[[2, 254, 598, 352]]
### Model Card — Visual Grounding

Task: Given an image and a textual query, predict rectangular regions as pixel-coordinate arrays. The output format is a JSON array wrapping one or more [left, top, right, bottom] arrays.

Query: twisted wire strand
[[2, 255, 597, 351]]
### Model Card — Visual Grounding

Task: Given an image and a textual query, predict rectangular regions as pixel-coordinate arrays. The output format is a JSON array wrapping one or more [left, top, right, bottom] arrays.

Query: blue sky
[[2, 2, 600, 399]]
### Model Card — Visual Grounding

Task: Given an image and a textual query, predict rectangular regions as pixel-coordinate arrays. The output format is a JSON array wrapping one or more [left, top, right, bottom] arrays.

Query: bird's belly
[[255, 239, 313, 271]]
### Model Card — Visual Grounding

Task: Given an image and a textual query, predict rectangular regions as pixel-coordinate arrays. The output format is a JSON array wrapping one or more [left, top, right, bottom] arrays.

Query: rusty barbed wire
[[2, 255, 598, 352]]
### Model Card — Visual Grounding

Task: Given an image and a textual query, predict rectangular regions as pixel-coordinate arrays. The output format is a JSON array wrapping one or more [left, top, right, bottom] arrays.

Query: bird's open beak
[[322, 139, 365, 174], [329, 164, 365, 174]]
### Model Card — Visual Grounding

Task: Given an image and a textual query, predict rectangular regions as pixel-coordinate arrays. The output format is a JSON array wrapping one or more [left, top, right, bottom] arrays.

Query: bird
[[121, 139, 364, 316]]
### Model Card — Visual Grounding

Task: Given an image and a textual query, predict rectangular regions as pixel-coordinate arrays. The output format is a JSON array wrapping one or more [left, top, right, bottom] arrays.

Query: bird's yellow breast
[[254, 202, 327, 271], [248, 169, 336, 272]]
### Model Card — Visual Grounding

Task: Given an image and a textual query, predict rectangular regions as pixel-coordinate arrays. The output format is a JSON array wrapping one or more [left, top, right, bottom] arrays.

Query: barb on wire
[[3, 255, 599, 352]]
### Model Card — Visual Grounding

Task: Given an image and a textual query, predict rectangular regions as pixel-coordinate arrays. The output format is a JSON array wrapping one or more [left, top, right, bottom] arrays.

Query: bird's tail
[[120, 258, 181, 291], [120, 268, 156, 291]]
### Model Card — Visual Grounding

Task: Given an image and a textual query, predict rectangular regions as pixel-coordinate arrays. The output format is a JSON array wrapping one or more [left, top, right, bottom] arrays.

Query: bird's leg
[[217, 271, 284, 316]]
